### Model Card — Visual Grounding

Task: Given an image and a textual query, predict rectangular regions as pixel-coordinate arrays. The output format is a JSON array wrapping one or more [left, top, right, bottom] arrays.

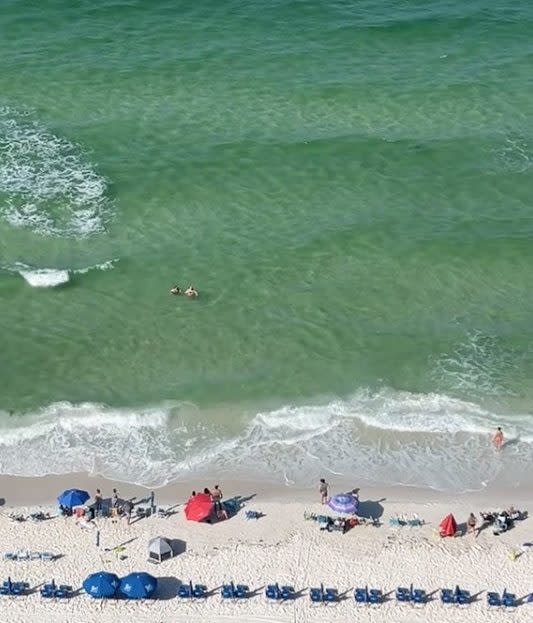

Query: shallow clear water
[[1, 0, 532, 490]]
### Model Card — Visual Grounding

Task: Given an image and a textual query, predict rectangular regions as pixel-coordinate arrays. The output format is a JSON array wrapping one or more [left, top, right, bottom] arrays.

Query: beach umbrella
[[439, 513, 457, 537], [328, 493, 359, 515], [184, 493, 213, 522], [119, 572, 157, 599], [57, 488, 90, 508], [82, 571, 120, 598], [148, 537, 173, 563]]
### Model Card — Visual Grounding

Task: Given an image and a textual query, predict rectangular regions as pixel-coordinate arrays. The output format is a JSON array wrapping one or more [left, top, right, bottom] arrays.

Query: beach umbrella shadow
[[357, 498, 386, 519], [155, 577, 180, 600]]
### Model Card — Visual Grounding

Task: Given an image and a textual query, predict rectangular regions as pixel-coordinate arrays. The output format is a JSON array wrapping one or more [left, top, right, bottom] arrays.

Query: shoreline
[[1, 470, 531, 509]]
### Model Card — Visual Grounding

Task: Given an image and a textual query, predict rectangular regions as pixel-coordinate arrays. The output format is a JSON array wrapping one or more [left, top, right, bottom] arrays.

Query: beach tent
[[57, 488, 90, 508], [119, 572, 157, 599], [82, 571, 120, 598], [439, 513, 457, 537], [184, 493, 213, 522], [328, 493, 359, 515], [148, 537, 173, 563]]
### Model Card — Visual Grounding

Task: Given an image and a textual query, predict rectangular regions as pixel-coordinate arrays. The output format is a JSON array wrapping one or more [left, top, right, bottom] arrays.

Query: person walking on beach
[[467, 512, 477, 536], [112, 488, 119, 508], [319, 478, 329, 504], [94, 489, 103, 514], [492, 427, 504, 451]]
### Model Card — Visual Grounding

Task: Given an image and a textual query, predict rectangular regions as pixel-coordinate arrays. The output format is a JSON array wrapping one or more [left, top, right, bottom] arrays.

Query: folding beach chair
[[265, 583, 281, 600], [324, 587, 338, 603], [487, 591, 501, 607], [502, 589, 516, 607], [440, 588, 454, 604], [396, 585, 411, 602], [310, 585, 323, 603]]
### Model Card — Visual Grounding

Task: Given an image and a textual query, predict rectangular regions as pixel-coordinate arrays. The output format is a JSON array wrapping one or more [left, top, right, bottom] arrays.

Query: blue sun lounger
[[441, 586, 470, 605], [354, 585, 382, 604], [310, 584, 337, 604], [178, 581, 206, 599], [265, 583, 294, 600], [396, 584, 425, 603], [1, 578, 29, 596], [221, 582, 248, 599]]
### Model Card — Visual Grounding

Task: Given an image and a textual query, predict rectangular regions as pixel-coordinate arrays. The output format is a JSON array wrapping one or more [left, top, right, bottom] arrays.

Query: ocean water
[[1, 0, 533, 491]]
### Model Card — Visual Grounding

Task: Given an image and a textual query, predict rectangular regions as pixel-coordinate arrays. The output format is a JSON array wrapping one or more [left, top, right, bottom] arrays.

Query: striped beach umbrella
[[328, 493, 359, 514]]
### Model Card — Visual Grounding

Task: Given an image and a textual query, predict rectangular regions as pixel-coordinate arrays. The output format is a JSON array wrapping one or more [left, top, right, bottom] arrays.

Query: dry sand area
[[0, 476, 531, 622]]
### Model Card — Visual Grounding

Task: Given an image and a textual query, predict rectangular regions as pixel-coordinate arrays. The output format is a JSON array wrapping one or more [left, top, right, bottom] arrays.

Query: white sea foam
[[19, 269, 70, 287], [0, 390, 531, 491], [1, 259, 117, 287], [0, 106, 112, 237]]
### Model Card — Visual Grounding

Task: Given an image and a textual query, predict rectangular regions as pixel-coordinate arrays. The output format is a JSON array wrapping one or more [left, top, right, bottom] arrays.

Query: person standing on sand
[[492, 427, 504, 451], [211, 485, 223, 512], [319, 478, 329, 504], [467, 513, 477, 536], [94, 489, 103, 513]]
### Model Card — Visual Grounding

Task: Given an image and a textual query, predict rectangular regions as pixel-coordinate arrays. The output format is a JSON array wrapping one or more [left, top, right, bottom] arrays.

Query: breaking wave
[[0, 389, 531, 491], [0, 259, 117, 287]]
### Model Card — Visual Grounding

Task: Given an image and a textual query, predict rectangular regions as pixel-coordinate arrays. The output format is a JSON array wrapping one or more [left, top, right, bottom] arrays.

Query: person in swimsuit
[[170, 285, 181, 295], [211, 485, 223, 512], [319, 478, 329, 504], [492, 427, 504, 451], [185, 285, 198, 298], [467, 512, 477, 536]]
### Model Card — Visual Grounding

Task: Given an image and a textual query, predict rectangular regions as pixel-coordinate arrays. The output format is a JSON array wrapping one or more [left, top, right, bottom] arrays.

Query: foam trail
[[0, 106, 112, 237], [0, 259, 118, 287], [19, 269, 69, 287]]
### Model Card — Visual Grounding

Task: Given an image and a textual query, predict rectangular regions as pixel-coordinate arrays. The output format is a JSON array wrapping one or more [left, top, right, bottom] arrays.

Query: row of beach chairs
[[1, 577, 71, 598], [3, 551, 57, 562], [389, 514, 424, 527]]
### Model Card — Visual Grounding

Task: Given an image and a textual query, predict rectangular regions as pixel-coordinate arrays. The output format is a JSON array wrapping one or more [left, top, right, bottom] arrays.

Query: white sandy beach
[[0, 474, 531, 623]]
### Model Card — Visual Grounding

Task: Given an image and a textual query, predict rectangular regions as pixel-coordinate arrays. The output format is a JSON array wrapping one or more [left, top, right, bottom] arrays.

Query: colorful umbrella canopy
[[328, 493, 359, 514], [82, 571, 120, 598], [119, 572, 157, 599], [184, 493, 213, 522], [57, 488, 90, 508]]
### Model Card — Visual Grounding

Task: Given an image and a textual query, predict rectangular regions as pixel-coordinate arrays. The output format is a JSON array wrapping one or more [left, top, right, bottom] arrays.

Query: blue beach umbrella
[[57, 488, 90, 508], [83, 571, 120, 598], [328, 493, 359, 515], [119, 572, 157, 599]]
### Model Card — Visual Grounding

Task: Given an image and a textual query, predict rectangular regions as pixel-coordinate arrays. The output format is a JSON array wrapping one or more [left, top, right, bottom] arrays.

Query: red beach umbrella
[[184, 493, 213, 522], [439, 513, 457, 537]]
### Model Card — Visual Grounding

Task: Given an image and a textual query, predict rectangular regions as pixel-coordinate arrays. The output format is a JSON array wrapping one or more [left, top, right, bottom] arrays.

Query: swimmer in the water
[[170, 285, 181, 295], [185, 285, 198, 298]]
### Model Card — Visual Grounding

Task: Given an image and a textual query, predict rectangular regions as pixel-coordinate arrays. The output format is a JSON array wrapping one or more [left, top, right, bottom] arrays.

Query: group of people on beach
[[190, 485, 227, 519]]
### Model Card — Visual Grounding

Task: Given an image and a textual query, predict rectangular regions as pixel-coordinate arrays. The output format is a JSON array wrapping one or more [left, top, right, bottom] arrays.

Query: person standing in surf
[[492, 427, 504, 451]]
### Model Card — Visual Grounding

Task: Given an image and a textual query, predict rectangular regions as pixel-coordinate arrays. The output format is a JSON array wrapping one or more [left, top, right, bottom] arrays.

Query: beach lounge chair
[[396, 585, 411, 602], [310, 585, 323, 603], [440, 588, 454, 604], [40, 552, 55, 561], [41, 580, 56, 598], [245, 510, 262, 520], [487, 591, 501, 607], [407, 514, 424, 527], [192, 584, 206, 598], [178, 583, 192, 598], [412, 587, 426, 604], [54, 584, 71, 598], [266, 583, 281, 600], [235, 584, 248, 598], [502, 589, 516, 607], [280, 585, 294, 600], [324, 587, 338, 602], [454, 586, 470, 605], [354, 587, 368, 603], [389, 515, 403, 527], [3, 553, 15, 561], [10, 581, 29, 596]]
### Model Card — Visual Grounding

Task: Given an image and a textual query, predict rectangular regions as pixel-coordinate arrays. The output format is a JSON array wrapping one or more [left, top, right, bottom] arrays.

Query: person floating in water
[[170, 285, 181, 295], [185, 285, 198, 298]]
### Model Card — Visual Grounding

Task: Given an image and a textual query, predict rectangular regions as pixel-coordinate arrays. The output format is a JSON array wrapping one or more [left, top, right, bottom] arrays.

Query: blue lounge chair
[[245, 510, 262, 520], [10, 581, 29, 596], [41, 580, 56, 598], [235, 584, 248, 598], [54, 584, 71, 598], [354, 587, 368, 603], [440, 588, 454, 604], [3, 553, 15, 561], [454, 585, 470, 605], [266, 583, 281, 600], [221, 583, 234, 599], [487, 591, 501, 607], [310, 586, 323, 603], [324, 587, 338, 602], [412, 587, 426, 604], [192, 584, 206, 598], [369, 588, 382, 604], [502, 589, 516, 607], [396, 585, 411, 602], [178, 583, 193, 598], [280, 585, 294, 600]]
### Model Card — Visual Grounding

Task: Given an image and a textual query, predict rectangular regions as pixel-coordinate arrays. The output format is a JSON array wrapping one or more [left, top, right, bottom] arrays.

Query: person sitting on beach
[[203, 487, 211, 496], [467, 512, 477, 535], [170, 285, 181, 295], [492, 427, 504, 451], [185, 285, 198, 298]]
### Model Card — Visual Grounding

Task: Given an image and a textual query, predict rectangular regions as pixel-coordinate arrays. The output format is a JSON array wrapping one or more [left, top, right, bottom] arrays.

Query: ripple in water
[[0, 106, 112, 237]]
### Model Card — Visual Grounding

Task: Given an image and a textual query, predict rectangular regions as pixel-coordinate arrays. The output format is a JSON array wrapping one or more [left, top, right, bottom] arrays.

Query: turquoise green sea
[[1, 0, 532, 490]]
